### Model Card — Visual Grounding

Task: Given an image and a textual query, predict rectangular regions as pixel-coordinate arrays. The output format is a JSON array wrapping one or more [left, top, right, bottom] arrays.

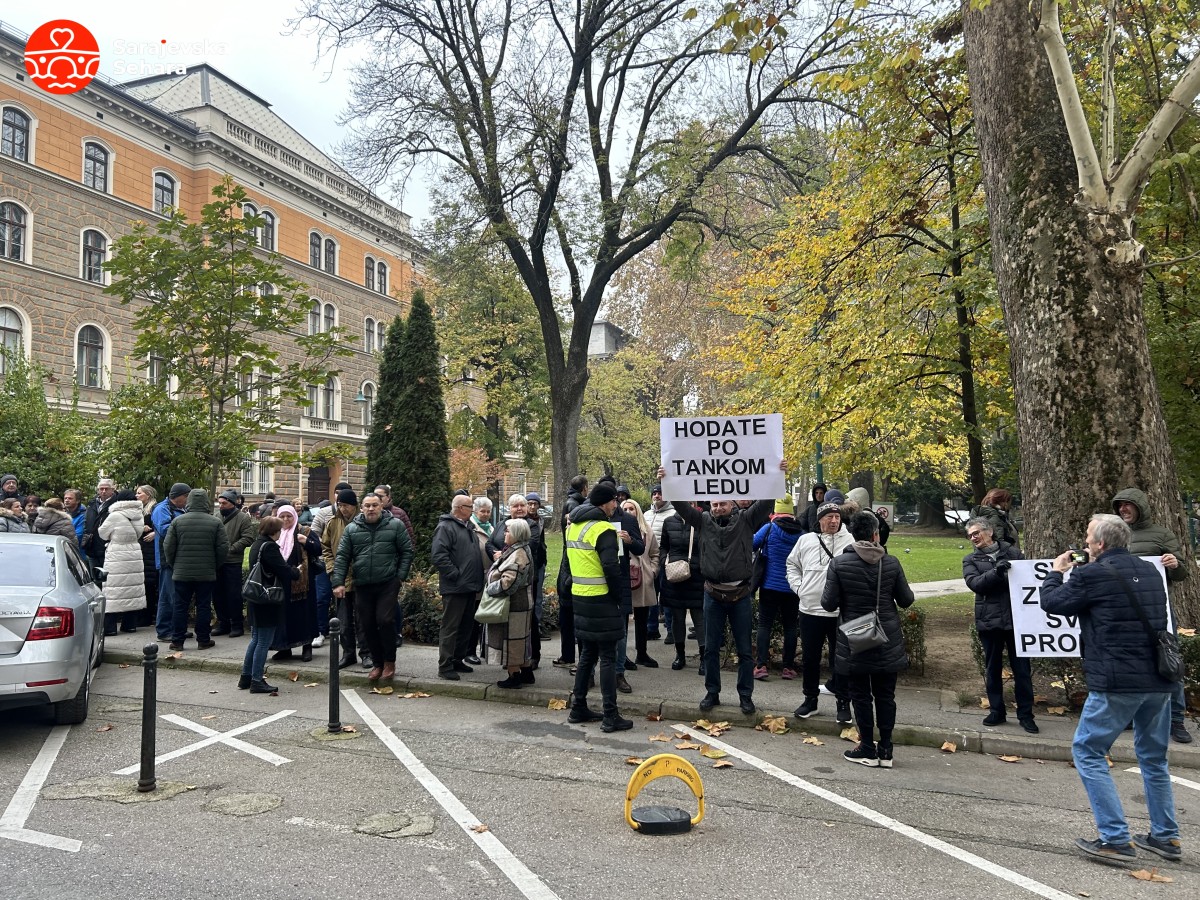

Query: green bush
[[901, 605, 926, 675], [399, 572, 443, 644]]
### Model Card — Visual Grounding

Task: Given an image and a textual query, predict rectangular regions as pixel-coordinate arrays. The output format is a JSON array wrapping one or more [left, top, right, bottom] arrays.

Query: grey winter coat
[[33, 506, 77, 540]]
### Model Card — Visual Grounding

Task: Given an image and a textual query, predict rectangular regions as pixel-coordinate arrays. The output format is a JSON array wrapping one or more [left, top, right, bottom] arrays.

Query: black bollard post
[[327, 617, 342, 733], [138, 642, 158, 792]]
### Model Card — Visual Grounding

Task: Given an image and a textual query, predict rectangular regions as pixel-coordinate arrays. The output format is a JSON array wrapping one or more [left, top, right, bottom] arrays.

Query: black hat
[[588, 483, 617, 506], [336, 489, 359, 506], [615, 484, 630, 497], [334, 481, 352, 492], [169, 482, 191, 499], [651, 484, 662, 494], [816, 502, 842, 521], [218, 489, 239, 505], [598, 474, 617, 486]]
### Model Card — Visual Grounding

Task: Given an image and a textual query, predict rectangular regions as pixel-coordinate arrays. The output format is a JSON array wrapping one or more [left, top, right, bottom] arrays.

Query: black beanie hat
[[588, 483, 617, 506], [336, 489, 358, 506], [169, 482, 191, 499]]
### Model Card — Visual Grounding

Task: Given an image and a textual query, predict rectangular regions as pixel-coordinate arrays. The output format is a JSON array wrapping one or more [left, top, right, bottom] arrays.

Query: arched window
[[0, 202, 26, 261], [0, 305, 24, 374], [259, 283, 274, 297], [377, 261, 388, 295], [76, 325, 105, 388], [308, 299, 321, 335], [2, 108, 30, 161], [323, 238, 336, 274], [82, 229, 107, 283], [83, 142, 109, 192], [323, 302, 336, 333], [307, 377, 338, 420], [365, 256, 375, 291], [261, 211, 275, 251], [361, 382, 376, 428], [364, 317, 376, 353], [147, 352, 167, 387], [242, 203, 259, 244], [153, 172, 176, 213], [309, 232, 322, 267], [377, 320, 386, 349]]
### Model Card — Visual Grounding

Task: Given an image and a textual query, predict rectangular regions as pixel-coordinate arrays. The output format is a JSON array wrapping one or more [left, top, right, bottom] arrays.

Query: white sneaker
[[311, 634, 325, 648]]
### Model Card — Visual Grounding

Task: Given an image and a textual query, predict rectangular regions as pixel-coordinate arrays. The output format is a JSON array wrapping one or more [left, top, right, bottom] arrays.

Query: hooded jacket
[[674, 498, 774, 585], [643, 500, 678, 546], [1112, 488, 1189, 583], [0, 505, 29, 532], [821, 541, 915, 674], [565, 502, 625, 642], [221, 506, 258, 566], [752, 516, 805, 594], [431, 512, 485, 595], [962, 540, 1024, 631], [970, 503, 1019, 550], [331, 509, 413, 588], [162, 490, 229, 582], [846, 486, 890, 546], [33, 505, 77, 540], [98, 499, 148, 613], [785, 526, 856, 616]]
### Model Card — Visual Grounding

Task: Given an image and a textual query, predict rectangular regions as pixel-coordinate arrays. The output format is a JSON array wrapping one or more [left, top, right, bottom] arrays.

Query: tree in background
[[449, 447, 507, 498], [104, 176, 350, 495], [365, 289, 450, 568], [0, 354, 97, 497]]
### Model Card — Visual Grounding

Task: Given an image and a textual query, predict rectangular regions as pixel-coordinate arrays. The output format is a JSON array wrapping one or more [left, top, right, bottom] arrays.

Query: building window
[[324, 238, 336, 274], [517, 473, 527, 495], [365, 256, 375, 290], [147, 352, 167, 387], [361, 382, 375, 428], [0, 305, 24, 373], [377, 261, 388, 295], [76, 324, 105, 388], [82, 229, 106, 283], [309, 232, 322, 267], [0, 202, 26, 261], [261, 212, 275, 251], [2, 108, 30, 162], [259, 282, 274, 297], [323, 302, 336, 333], [364, 317, 376, 353], [377, 320, 386, 349], [307, 376, 338, 420], [153, 172, 175, 213], [241, 449, 272, 496], [242, 203, 258, 244], [83, 142, 109, 192], [308, 299, 321, 335]]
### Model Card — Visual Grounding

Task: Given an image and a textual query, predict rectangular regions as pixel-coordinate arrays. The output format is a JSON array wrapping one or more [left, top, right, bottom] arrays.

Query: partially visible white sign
[[660, 414, 785, 501]]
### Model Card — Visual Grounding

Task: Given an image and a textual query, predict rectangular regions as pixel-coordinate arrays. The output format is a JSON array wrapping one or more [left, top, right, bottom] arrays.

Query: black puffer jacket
[[431, 513, 485, 595], [1040, 548, 1175, 693], [970, 503, 1019, 550], [162, 490, 228, 582], [821, 542, 915, 674], [962, 541, 1024, 631], [489, 516, 546, 570], [567, 502, 625, 642], [659, 512, 703, 610]]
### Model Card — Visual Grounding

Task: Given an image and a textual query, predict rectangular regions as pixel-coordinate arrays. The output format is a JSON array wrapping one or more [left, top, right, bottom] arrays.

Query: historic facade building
[[0, 22, 423, 503]]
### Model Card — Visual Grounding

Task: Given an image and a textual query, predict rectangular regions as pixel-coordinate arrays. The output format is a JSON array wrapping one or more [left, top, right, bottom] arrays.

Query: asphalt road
[[1, 662, 1196, 899]]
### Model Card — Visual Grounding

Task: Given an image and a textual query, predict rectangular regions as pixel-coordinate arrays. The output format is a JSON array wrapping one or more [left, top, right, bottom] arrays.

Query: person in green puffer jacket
[[163, 489, 229, 651], [1112, 487, 1192, 745]]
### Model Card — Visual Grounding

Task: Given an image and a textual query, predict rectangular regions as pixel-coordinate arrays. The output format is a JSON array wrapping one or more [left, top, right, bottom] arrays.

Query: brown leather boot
[[381, 662, 395, 681], [367, 666, 383, 682]]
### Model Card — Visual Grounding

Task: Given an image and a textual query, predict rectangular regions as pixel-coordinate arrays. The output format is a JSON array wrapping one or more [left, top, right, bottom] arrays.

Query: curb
[[101, 650, 1200, 769]]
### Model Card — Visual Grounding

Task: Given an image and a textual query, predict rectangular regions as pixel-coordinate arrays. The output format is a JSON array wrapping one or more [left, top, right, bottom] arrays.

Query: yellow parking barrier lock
[[624, 753, 704, 835]]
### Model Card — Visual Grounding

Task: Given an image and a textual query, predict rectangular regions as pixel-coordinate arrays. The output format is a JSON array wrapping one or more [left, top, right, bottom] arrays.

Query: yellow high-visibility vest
[[565, 519, 614, 596]]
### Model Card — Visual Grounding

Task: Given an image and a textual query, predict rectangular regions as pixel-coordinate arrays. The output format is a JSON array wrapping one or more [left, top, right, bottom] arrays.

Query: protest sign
[[1007, 558, 1170, 657], [660, 414, 785, 501]]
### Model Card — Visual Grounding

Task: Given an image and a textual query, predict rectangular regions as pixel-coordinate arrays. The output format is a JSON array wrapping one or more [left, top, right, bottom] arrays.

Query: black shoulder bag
[[1101, 560, 1185, 683], [838, 560, 887, 654]]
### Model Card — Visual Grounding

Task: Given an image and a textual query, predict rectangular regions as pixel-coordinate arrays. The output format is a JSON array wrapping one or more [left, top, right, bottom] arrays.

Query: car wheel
[[52, 663, 91, 725]]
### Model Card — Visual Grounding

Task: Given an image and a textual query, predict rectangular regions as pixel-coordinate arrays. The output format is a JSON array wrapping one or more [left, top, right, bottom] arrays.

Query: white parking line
[[1125, 766, 1200, 792], [161, 714, 291, 767], [343, 690, 562, 900], [0, 726, 82, 852], [112, 709, 295, 775], [673, 725, 1076, 900]]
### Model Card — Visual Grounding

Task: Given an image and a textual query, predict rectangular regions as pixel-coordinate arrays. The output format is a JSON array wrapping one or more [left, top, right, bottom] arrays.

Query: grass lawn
[[888, 533, 973, 583]]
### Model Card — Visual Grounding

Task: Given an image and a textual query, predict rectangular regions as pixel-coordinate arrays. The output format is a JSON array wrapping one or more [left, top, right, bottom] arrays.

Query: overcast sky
[[8, 2, 431, 223]]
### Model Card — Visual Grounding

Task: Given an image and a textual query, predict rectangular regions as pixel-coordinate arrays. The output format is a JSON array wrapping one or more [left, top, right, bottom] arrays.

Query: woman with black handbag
[[659, 508, 706, 674], [241, 516, 299, 695], [821, 510, 915, 768]]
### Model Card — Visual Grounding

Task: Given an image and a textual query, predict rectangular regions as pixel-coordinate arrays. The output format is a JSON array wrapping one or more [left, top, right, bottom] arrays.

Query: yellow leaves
[[287, 671, 299, 682], [700, 746, 728, 760], [997, 755, 1022, 763], [694, 719, 731, 737], [547, 698, 567, 711], [648, 733, 673, 743], [840, 727, 860, 743], [625, 757, 644, 766], [1046, 706, 1067, 716], [341, 725, 357, 733], [646, 712, 663, 721], [675, 741, 702, 751], [470, 823, 489, 834], [755, 715, 790, 734], [400, 692, 431, 699], [370, 686, 394, 695], [1129, 869, 1173, 883], [712, 760, 734, 769], [940, 741, 957, 753], [802, 736, 824, 746]]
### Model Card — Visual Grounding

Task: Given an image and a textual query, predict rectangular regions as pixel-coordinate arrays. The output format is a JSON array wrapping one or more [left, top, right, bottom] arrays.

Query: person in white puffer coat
[[99, 491, 149, 635]]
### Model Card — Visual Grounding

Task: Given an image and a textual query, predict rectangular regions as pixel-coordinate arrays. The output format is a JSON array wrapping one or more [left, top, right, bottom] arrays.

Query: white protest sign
[[1007, 558, 1170, 657], [660, 414, 785, 501]]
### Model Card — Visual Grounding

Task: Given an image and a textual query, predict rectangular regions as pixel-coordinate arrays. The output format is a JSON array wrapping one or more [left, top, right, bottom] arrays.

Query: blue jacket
[[151, 498, 183, 569], [1040, 548, 1174, 694], [70, 507, 86, 548], [752, 517, 805, 594]]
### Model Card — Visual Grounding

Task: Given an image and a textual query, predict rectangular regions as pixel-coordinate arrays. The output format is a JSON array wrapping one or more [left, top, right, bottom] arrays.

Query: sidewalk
[[101, 625, 1200, 772]]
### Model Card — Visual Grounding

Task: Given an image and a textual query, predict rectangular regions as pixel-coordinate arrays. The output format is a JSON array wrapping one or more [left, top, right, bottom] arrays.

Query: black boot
[[237, 674, 251, 690], [671, 648, 686, 671], [697, 646, 706, 678], [519, 666, 535, 684], [338, 653, 356, 669], [249, 679, 277, 694], [568, 705, 603, 723]]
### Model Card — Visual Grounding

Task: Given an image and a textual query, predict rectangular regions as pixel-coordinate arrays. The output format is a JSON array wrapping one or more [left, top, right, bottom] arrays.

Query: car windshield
[[0, 544, 56, 588]]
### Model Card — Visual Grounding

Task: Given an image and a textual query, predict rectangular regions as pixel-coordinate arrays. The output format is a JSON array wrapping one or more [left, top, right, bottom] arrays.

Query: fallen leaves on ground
[[401, 692, 432, 699], [675, 741, 702, 751], [1046, 706, 1067, 716], [1033, 694, 1048, 704], [756, 715, 789, 735], [694, 719, 731, 737], [940, 741, 957, 753], [341, 725, 357, 733], [1049, 680, 1065, 688], [287, 671, 300, 682], [96, 723, 113, 732], [998, 755, 1022, 763], [840, 727, 860, 743], [648, 733, 672, 743], [700, 746, 728, 760], [1178, 627, 1196, 637], [547, 698, 567, 711], [304, 682, 319, 688], [980, 698, 990, 709], [802, 736, 824, 746], [625, 757, 645, 766], [470, 824, 489, 834], [646, 712, 662, 721], [1129, 869, 1173, 883], [201, 715, 216, 721], [117, 663, 130, 669], [167, 652, 183, 660], [370, 686, 394, 695], [711, 760, 733, 769]]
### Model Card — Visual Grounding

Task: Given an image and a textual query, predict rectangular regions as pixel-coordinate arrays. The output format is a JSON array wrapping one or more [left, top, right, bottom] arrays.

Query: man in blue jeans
[[1041, 513, 1181, 864], [152, 483, 190, 641]]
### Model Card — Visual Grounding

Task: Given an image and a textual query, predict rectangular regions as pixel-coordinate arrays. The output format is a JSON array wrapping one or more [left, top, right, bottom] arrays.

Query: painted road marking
[[344, 689, 562, 900], [112, 709, 295, 775], [161, 714, 291, 766], [0, 726, 82, 852], [673, 724, 1076, 900], [1125, 766, 1200, 793]]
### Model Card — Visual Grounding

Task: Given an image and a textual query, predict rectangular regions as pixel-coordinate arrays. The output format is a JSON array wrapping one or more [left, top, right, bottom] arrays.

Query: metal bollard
[[138, 642, 158, 792], [327, 617, 342, 733]]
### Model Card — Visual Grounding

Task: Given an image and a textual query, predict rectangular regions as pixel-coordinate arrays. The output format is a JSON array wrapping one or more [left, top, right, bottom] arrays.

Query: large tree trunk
[[963, 0, 1198, 623]]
